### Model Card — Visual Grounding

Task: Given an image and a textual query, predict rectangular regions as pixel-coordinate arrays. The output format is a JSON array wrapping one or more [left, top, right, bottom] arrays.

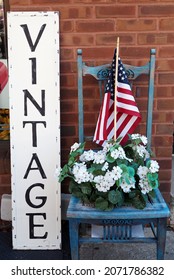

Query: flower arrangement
[[57, 134, 159, 211]]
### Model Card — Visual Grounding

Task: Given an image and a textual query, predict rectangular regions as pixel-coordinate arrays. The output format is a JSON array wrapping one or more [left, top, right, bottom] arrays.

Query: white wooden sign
[[7, 11, 61, 249]]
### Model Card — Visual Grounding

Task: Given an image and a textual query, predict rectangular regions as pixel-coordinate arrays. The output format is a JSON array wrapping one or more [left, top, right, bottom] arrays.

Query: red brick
[[96, 5, 136, 18], [157, 60, 174, 72], [138, 33, 174, 45], [73, 0, 112, 3], [10, 0, 30, 4], [76, 20, 115, 33], [118, 0, 172, 2], [61, 125, 76, 137], [60, 49, 74, 60], [84, 113, 97, 124], [61, 34, 94, 46], [60, 74, 76, 87], [31, 0, 71, 3], [0, 185, 11, 197], [0, 174, 11, 185], [10, 6, 51, 11], [153, 136, 173, 147], [139, 5, 174, 17], [120, 47, 151, 59], [159, 159, 173, 170], [159, 170, 172, 181], [153, 111, 174, 123], [61, 113, 78, 124], [157, 98, 174, 111], [60, 101, 76, 115], [60, 61, 76, 74], [60, 21, 74, 33], [117, 19, 156, 31], [159, 182, 171, 193], [159, 18, 174, 31], [156, 124, 173, 135], [60, 88, 78, 100], [159, 47, 174, 58], [155, 147, 172, 157], [96, 34, 135, 46], [53, 6, 93, 19], [159, 73, 174, 85]]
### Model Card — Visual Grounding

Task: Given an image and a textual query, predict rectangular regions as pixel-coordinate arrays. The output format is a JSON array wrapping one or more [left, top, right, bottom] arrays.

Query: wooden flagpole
[[114, 37, 120, 141]]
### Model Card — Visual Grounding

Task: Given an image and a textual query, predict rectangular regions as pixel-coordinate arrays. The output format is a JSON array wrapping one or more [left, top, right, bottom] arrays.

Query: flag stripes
[[93, 49, 141, 146]]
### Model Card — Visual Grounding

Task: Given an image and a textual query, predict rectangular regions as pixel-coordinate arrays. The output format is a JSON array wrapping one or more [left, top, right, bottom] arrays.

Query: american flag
[[93, 49, 141, 145]]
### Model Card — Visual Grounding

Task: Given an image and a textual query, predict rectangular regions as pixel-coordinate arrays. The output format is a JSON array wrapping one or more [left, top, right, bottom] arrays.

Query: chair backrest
[[77, 48, 156, 150]]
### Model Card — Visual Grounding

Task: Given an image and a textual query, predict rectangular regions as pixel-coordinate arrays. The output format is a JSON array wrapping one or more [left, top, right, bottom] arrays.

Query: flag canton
[[105, 49, 129, 99]]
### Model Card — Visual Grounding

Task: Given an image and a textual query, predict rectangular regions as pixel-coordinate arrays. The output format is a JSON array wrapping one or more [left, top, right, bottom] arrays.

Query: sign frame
[[7, 11, 61, 250]]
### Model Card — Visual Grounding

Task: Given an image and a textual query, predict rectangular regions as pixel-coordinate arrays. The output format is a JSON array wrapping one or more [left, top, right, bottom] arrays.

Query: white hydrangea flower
[[110, 146, 132, 162], [93, 150, 106, 164], [137, 166, 148, 178], [72, 162, 93, 184], [141, 135, 148, 146], [105, 170, 116, 183], [111, 149, 120, 159], [94, 175, 112, 192], [79, 149, 95, 162], [101, 162, 109, 171], [131, 134, 148, 146], [139, 177, 152, 194], [131, 133, 141, 140], [70, 142, 81, 153], [112, 166, 123, 180], [133, 144, 150, 159], [120, 178, 135, 193], [149, 160, 159, 173], [103, 142, 113, 152]]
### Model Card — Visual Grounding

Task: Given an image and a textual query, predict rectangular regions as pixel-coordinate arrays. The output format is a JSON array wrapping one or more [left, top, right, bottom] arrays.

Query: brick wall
[[1, 0, 173, 202]]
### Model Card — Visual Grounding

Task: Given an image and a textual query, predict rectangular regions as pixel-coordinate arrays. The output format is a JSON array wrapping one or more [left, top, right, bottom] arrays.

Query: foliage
[[57, 134, 159, 211]]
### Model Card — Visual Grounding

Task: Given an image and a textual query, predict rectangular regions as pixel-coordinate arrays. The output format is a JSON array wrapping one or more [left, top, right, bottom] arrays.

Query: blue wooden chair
[[67, 48, 170, 260]]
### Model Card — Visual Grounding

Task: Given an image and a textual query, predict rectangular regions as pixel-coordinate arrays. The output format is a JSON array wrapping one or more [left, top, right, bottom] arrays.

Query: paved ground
[[0, 223, 173, 260], [79, 227, 174, 260]]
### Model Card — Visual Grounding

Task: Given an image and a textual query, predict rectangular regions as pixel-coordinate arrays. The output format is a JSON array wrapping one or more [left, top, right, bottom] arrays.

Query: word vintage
[[8, 12, 61, 249]]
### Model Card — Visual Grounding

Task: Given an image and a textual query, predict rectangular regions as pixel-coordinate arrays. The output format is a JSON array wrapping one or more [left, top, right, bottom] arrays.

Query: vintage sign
[[7, 12, 61, 249]]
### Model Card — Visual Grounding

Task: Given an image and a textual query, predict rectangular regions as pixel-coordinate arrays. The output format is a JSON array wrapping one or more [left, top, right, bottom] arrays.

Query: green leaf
[[81, 194, 90, 204], [58, 164, 69, 182], [69, 180, 83, 197], [106, 154, 115, 163], [80, 183, 92, 195], [89, 163, 105, 176], [119, 164, 128, 173], [151, 179, 159, 189], [127, 166, 135, 177], [68, 156, 76, 166], [95, 197, 108, 210], [108, 189, 123, 205], [128, 190, 137, 199], [147, 172, 158, 181], [131, 193, 146, 209], [148, 189, 156, 198], [70, 142, 85, 157], [105, 203, 115, 211]]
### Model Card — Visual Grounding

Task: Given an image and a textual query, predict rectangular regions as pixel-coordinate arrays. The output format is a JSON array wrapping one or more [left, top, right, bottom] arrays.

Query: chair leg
[[69, 220, 79, 260], [157, 218, 167, 260]]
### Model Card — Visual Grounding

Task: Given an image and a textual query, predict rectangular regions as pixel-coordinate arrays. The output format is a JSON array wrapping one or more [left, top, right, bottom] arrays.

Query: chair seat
[[67, 189, 170, 259], [67, 189, 170, 220]]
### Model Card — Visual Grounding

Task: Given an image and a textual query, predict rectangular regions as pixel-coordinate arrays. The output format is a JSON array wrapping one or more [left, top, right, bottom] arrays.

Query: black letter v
[[20, 24, 46, 52]]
